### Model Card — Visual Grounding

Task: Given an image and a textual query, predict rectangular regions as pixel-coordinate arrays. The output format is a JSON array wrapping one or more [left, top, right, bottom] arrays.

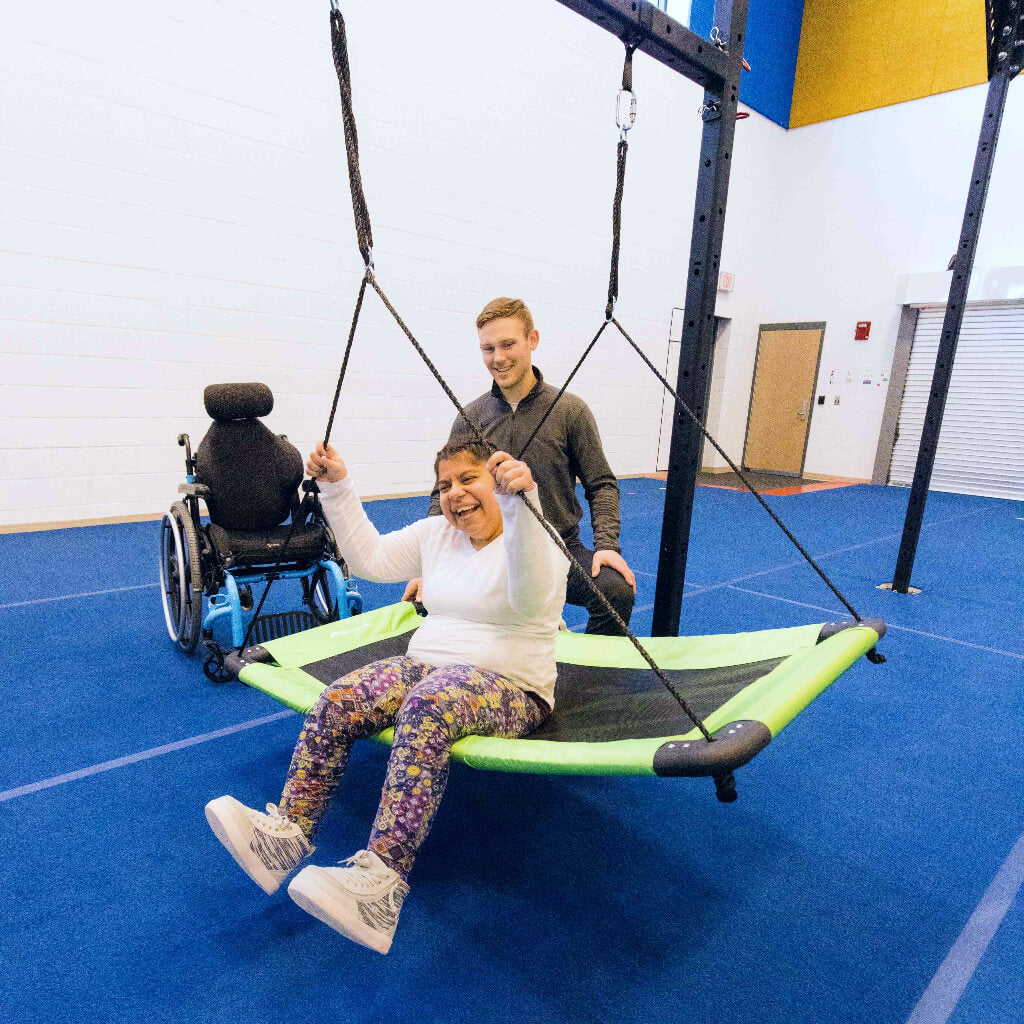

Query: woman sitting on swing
[[205, 439, 568, 954]]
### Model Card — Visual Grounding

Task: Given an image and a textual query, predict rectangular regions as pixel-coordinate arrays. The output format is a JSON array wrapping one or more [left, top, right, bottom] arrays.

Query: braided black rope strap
[[606, 44, 635, 320], [316, 5, 715, 739], [235, 269, 371, 655], [510, 35, 865, 624], [367, 276, 713, 742], [330, 6, 374, 268], [609, 316, 864, 621]]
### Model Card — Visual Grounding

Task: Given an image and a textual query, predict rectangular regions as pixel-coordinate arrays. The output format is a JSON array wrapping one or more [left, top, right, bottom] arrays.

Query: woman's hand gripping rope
[[486, 451, 535, 497], [306, 442, 348, 484]]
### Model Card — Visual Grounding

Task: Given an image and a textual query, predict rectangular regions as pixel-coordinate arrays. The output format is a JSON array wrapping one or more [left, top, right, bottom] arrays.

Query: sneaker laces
[[261, 804, 305, 838], [338, 849, 391, 878]]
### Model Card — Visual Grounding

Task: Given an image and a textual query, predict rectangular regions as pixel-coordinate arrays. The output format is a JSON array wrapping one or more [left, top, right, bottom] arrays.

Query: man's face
[[477, 316, 539, 392]]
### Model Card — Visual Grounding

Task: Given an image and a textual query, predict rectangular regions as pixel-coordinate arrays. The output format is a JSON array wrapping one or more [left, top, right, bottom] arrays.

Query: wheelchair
[[158, 382, 361, 681]]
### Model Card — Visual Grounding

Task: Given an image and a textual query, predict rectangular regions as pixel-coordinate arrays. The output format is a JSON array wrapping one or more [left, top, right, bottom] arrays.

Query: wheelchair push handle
[[178, 433, 195, 477]]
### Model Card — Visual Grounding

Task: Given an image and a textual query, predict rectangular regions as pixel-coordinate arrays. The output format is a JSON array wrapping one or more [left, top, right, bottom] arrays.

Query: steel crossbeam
[[554, 0, 731, 89]]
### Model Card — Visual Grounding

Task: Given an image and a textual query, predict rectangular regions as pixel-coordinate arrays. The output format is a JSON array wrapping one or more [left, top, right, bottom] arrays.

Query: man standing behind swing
[[404, 297, 636, 635]]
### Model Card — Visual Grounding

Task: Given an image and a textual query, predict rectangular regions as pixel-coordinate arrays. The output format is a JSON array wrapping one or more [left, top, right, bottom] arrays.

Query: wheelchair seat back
[[195, 383, 303, 532]]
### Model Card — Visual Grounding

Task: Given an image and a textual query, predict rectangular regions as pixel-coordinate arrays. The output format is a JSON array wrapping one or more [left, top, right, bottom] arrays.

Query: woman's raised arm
[[310, 445, 425, 584], [488, 452, 569, 618]]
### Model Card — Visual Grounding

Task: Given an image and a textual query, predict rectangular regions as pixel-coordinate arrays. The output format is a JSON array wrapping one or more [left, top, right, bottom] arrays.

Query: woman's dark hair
[[433, 440, 492, 479]]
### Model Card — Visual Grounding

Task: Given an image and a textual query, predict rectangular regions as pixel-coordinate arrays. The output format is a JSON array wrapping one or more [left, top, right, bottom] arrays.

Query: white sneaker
[[205, 795, 313, 895], [288, 850, 409, 954]]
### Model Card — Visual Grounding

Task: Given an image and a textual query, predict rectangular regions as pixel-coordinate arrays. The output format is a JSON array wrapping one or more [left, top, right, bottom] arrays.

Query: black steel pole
[[651, 0, 747, 635], [891, 68, 1013, 593]]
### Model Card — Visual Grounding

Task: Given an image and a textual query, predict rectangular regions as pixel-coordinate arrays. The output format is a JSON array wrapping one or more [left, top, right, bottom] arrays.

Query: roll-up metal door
[[889, 302, 1024, 500]]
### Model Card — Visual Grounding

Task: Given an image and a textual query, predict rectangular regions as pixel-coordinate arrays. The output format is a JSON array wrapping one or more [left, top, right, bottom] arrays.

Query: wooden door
[[742, 324, 824, 475]]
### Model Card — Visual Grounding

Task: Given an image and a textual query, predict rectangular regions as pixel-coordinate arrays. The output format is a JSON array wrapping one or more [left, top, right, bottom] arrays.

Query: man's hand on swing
[[306, 442, 348, 483]]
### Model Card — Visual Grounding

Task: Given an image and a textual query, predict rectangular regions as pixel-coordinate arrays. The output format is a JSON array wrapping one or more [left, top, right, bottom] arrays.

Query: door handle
[[796, 400, 809, 420]]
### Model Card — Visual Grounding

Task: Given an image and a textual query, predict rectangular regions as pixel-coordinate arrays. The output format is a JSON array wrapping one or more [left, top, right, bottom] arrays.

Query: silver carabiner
[[615, 88, 637, 135]]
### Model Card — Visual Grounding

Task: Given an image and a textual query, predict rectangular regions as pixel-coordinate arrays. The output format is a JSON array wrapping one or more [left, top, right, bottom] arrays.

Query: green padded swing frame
[[235, 602, 883, 778]]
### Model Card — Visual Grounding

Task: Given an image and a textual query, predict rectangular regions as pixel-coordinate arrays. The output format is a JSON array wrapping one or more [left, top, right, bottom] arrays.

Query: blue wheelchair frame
[[206, 559, 361, 648], [161, 434, 364, 661]]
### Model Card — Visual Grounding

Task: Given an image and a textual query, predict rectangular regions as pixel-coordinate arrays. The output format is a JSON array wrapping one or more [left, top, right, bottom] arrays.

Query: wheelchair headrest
[[194, 382, 302, 532], [204, 383, 274, 422]]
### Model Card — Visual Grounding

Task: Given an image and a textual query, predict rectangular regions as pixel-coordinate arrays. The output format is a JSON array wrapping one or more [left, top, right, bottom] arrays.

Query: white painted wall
[[0, 0, 714, 525], [2, 0, 1022, 525], [710, 81, 1024, 478]]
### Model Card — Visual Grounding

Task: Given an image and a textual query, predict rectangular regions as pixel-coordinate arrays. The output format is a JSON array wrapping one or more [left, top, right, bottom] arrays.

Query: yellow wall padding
[[790, 0, 987, 128]]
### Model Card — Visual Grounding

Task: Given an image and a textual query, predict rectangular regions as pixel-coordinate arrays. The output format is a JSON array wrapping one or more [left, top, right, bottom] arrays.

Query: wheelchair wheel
[[159, 502, 203, 653], [303, 565, 339, 624]]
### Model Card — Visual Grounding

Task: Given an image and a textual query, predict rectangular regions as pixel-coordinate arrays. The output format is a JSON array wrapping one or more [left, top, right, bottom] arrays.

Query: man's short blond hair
[[475, 297, 534, 336]]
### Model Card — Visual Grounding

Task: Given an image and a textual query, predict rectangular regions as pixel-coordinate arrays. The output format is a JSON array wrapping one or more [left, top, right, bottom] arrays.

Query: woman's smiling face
[[436, 450, 503, 548]]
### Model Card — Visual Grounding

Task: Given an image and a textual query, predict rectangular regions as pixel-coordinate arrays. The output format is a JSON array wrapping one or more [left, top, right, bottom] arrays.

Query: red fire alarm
[[855, 321, 871, 340]]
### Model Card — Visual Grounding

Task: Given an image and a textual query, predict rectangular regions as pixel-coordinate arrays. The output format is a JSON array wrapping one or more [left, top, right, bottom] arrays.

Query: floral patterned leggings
[[279, 656, 548, 880]]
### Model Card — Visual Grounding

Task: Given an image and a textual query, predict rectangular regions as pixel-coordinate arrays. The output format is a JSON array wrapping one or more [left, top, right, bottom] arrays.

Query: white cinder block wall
[[711, 82, 1024, 479], [0, 0, 711, 525], [2, 0, 1022, 526]]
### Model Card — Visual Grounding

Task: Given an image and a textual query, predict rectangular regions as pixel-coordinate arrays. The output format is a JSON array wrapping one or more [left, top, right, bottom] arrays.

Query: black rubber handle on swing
[[817, 618, 887, 663], [652, 721, 771, 779]]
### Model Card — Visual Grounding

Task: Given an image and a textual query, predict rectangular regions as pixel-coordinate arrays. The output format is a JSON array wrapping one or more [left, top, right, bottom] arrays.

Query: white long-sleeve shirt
[[318, 477, 569, 709]]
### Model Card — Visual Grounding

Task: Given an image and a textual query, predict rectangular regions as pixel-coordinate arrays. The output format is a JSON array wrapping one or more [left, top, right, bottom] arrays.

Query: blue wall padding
[[689, 0, 805, 127]]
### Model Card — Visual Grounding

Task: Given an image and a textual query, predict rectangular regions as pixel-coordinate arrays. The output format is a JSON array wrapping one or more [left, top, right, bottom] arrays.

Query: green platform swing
[[235, 602, 883, 793], [216, 4, 886, 804]]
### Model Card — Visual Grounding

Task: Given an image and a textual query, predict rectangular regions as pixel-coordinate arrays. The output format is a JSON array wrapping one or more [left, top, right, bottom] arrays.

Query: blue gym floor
[[1, 481, 1021, 1024]]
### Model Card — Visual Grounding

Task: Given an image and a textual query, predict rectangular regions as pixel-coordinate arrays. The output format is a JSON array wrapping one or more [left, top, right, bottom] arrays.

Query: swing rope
[[607, 313, 866, 622], [323, 4, 714, 743], [508, 37, 869, 625], [233, 5, 380, 656], [514, 44, 635, 459], [238, 3, 880, 734], [329, 0, 373, 269], [606, 44, 636, 320], [232, 268, 372, 657]]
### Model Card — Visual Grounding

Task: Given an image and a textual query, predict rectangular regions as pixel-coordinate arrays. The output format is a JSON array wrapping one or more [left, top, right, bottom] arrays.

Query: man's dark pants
[[563, 537, 635, 636]]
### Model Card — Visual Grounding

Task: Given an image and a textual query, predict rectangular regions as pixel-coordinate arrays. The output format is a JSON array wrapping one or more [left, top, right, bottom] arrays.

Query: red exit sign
[[855, 321, 871, 340]]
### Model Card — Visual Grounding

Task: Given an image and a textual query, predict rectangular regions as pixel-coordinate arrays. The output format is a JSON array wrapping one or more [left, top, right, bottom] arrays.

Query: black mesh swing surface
[[236, 602, 884, 779]]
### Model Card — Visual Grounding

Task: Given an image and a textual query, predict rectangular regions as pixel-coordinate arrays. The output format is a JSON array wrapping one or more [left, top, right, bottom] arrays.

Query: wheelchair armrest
[[178, 483, 211, 498]]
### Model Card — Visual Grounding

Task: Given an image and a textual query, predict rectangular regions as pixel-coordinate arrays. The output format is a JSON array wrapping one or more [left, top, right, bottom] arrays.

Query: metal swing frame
[[227, 0, 885, 801], [553, 0, 750, 635], [890, 0, 1023, 592]]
